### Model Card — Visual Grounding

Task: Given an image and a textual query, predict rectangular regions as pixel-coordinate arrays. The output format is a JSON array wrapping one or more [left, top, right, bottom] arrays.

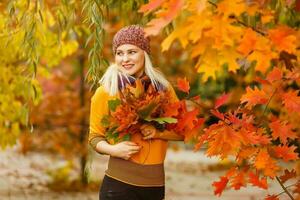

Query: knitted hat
[[112, 25, 150, 54]]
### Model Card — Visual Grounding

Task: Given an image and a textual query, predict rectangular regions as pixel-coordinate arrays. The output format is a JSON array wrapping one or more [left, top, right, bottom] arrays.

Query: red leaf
[[248, 172, 268, 189], [163, 102, 181, 117], [210, 109, 225, 120], [266, 67, 283, 82], [212, 176, 229, 196], [215, 93, 230, 109], [255, 76, 270, 85], [281, 90, 300, 113], [279, 169, 297, 184], [176, 108, 199, 131], [230, 171, 246, 190], [240, 87, 268, 108], [270, 119, 297, 144], [265, 195, 279, 200], [177, 77, 190, 93], [273, 145, 299, 162]]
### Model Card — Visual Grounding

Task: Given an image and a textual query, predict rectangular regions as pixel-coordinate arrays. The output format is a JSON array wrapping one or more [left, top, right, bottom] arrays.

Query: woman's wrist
[[96, 140, 115, 155]]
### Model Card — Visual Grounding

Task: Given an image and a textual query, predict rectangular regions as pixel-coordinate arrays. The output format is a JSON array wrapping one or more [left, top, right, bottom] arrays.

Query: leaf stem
[[275, 176, 295, 200]]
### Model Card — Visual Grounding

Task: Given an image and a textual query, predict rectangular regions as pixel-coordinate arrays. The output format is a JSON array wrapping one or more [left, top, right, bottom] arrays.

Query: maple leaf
[[236, 147, 258, 164], [273, 145, 299, 162], [206, 123, 241, 159], [219, 47, 241, 73], [138, 0, 164, 14], [194, 131, 209, 151], [281, 90, 300, 114], [176, 108, 199, 131], [196, 47, 220, 81], [268, 25, 297, 54], [248, 172, 268, 189], [240, 87, 269, 108], [230, 170, 246, 190], [279, 169, 297, 184], [210, 109, 225, 120], [163, 102, 181, 117], [237, 28, 258, 55], [143, 0, 184, 36], [177, 77, 190, 93], [217, 0, 247, 18], [265, 195, 279, 200], [266, 67, 283, 83], [269, 119, 297, 144], [254, 149, 280, 178], [248, 50, 276, 73], [215, 93, 230, 109], [212, 176, 229, 196]]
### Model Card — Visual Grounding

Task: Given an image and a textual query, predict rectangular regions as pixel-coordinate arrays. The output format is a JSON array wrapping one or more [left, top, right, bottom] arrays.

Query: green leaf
[[100, 115, 110, 127], [108, 99, 121, 112], [122, 134, 131, 141], [137, 101, 159, 119], [145, 117, 178, 124]]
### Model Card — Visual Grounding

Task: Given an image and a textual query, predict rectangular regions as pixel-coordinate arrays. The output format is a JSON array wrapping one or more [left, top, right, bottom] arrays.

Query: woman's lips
[[122, 64, 134, 69]]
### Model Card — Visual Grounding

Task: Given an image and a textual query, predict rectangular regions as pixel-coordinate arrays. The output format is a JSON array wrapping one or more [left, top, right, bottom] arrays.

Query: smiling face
[[115, 44, 145, 78]]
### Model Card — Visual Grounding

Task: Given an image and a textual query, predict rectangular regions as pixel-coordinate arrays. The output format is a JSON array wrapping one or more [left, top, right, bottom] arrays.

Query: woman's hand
[[110, 141, 142, 160], [140, 124, 158, 140]]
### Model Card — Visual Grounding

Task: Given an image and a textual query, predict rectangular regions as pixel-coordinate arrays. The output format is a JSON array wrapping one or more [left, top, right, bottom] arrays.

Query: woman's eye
[[117, 52, 123, 56], [129, 51, 136, 54]]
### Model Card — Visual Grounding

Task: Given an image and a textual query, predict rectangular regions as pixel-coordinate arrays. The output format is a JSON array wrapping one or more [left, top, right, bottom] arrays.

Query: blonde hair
[[99, 51, 170, 96]]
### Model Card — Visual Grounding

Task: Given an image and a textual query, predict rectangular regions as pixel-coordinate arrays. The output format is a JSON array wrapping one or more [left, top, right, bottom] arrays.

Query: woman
[[89, 25, 184, 200]]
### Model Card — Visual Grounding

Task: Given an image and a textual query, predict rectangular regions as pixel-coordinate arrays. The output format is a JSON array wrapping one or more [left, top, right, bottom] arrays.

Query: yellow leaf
[[217, 0, 247, 18], [219, 47, 241, 72], [196, 48, 220, 81]]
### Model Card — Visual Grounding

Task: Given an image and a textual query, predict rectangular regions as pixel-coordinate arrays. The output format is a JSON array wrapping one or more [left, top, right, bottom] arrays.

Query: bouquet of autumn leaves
[[100, 76, 204, 143]]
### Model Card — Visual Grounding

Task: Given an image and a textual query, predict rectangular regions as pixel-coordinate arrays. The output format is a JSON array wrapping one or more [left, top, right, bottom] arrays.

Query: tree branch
[[276, 176, 295, 200]]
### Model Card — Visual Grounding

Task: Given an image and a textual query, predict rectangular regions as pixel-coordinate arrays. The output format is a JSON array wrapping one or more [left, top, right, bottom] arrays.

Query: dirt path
[[0, 146, 292, 200]]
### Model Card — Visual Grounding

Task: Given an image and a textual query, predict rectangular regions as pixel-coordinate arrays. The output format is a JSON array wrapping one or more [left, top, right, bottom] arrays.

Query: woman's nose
[[122, 54, 129, 62]]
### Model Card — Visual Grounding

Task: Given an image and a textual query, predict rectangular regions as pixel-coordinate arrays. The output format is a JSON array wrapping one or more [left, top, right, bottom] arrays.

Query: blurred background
[[0, 0, 299, 199]]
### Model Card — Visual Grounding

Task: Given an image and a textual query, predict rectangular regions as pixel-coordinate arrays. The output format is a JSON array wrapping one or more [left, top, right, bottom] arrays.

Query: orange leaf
[[176, 108, 199, 131], [279, 169, 297, 184], [144, 0, 184, 36], [237, 28, 258, 55], [163, 102, 181, 117], [206, 123, 241, 159], [266, 67, 283, 83], [210, 109, 225, 120], [215, 93, 230, 109], [138, 0, 164, 14], [269, 119, 297, 144], [177, 77, 190, 93], [281, 90, 300, 114], [255, 149, 280, 178], [236, 147, 258, 164], [212, 176, 229, 196], [248, 172, 268, 189], [240, 87, 268, 108], [273, 145, 299, 162], [268, 25, 297, 54], [230, 170, 246, 190]]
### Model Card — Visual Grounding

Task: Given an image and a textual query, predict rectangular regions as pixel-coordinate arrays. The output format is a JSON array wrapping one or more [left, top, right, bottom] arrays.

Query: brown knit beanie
[[112, 25, 150, 55]]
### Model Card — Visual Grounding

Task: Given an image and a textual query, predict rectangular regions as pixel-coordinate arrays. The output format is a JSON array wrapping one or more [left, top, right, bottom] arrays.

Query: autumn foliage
[[140, 0, 300, 199]]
